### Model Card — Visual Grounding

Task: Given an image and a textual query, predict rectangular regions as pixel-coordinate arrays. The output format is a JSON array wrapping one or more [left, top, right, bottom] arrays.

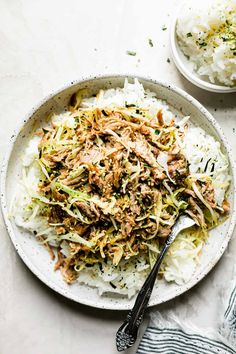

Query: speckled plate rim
[[170, 6, 236, 93], [1, 73, 236, 310]]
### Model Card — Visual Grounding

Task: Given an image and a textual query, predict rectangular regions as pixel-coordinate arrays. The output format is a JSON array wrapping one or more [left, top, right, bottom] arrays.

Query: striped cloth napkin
[[136, 281, 236, 354]]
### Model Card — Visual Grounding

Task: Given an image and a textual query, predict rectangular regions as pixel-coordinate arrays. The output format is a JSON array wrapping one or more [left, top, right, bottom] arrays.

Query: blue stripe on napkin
[[137, 283, 236, 354], [137, 327, 235, 354]]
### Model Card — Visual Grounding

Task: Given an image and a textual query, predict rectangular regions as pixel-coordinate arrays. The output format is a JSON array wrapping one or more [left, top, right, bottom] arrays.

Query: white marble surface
[[0, 0, 235, 353]]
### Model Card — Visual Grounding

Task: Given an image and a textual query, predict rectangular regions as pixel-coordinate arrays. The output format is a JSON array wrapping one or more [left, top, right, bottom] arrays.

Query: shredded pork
[[26, 90, 229, 284]]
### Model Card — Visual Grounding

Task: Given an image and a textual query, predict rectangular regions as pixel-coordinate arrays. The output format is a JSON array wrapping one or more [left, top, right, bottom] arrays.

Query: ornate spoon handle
[[116, 216, 195, 352], [116, 243, 168, 351]]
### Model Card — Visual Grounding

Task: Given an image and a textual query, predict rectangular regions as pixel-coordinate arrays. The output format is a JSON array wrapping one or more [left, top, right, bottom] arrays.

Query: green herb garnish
[[126, 50, 136, 56], [125, 102, 136, 108], [148, 38, 154, 47]]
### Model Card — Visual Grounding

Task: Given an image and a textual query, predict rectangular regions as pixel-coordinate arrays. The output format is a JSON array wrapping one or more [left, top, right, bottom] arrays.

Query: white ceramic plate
[[170, 4, 236, 93], [1, 75, 236, 310]]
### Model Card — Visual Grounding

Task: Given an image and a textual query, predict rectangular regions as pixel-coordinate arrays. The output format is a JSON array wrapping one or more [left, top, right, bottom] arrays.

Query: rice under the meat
[[13, 79, 230, 298]]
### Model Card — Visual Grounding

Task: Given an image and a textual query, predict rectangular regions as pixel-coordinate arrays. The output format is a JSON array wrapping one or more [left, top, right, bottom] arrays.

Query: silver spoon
[[116, 215, 195, 352]]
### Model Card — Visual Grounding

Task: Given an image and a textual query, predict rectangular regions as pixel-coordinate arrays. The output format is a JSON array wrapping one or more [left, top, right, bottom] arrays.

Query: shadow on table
[[175, 72, 236, 110]]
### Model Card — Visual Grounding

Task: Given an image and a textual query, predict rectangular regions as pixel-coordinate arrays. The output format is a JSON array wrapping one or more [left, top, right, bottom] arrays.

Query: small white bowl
[[170, 8, 236, 93]]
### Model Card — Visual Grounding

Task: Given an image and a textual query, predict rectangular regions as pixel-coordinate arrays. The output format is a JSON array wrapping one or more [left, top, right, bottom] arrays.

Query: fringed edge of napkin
[[219, 266, 236, 350], [137, 310, 235, 354]]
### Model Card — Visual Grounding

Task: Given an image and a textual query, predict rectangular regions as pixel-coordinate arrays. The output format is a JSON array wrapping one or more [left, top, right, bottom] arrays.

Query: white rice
[[13, 79, 230, 298], [176, 0, 236, 86], [81, 78, 174, 125], [183, 127, 230, 206]]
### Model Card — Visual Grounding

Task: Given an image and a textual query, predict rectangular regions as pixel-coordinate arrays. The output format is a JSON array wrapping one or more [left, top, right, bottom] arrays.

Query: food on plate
[[176, 0, 236, 87], [13, 79, 230, 298]]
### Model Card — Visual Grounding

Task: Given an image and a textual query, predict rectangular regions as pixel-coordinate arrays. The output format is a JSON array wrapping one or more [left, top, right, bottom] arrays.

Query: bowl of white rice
[[1, 74, 236, 310], [170, 0, 236, 93]]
